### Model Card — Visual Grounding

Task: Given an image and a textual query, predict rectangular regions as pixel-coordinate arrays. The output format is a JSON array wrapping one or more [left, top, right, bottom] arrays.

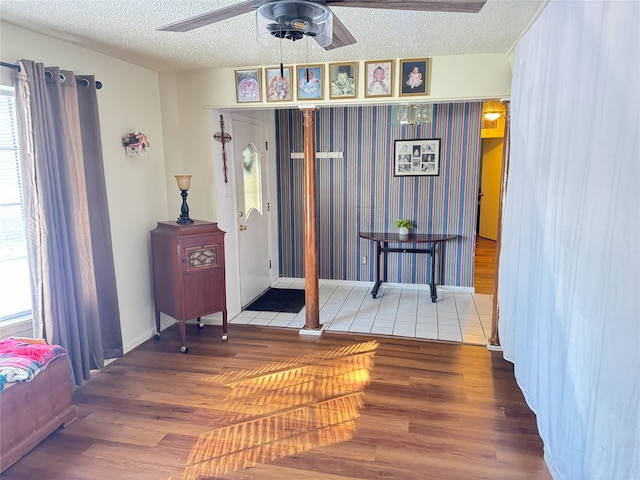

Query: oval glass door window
[[242, 143, 262, 215]]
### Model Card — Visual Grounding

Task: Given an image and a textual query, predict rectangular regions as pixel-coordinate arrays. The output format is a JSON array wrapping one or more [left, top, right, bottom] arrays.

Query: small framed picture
[[364, 60, 393, 98], [328, 62, 357, 99], [394, 138, 441, 177], [235, 69, 261, 103], [296, 64, 324, 101], [265, 66, 292, 102], [399, 58, 431, 96]]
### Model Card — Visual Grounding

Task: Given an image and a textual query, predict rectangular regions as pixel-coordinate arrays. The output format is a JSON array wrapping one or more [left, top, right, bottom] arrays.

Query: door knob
[[239, 225, 247, 231]]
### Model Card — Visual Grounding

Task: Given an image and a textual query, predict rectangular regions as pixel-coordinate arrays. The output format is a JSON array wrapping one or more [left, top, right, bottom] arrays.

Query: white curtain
[[500, 1, 639, 479]]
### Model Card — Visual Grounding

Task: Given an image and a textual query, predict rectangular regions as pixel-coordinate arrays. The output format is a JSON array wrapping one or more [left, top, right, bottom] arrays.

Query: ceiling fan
[[157, 0, 487, 51]]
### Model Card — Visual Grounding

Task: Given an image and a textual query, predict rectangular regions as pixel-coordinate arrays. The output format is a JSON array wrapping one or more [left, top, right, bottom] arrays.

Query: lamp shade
[[483, 112, 502, 121], [175, 175, 192, 191], [483, 100, 504, 122]]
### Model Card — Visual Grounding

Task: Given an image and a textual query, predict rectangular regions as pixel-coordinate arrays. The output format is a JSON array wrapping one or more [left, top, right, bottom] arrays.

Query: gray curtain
[[14, 59, 122, 386]]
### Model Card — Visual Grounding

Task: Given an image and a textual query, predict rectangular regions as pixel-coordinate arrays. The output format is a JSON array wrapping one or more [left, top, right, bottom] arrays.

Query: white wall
[[1, 22, 169, 353]]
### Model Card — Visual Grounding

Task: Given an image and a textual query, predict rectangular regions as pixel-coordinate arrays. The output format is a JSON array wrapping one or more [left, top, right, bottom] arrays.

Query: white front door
[[232, 116, 271, 306]]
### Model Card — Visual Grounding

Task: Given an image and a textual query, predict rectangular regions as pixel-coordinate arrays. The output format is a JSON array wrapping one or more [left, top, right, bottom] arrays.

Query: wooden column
[[301, 108, 321, 330], [490, 100, 511, 347]]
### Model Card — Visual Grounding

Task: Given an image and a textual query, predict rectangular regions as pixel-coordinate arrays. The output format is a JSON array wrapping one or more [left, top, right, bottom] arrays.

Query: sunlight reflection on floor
[[172, 341, 379, 479]]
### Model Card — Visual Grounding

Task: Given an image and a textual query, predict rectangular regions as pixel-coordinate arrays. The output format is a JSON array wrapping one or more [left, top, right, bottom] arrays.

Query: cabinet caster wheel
[[153, 334, 160, 341], [222, 334, 228, 342], [180, 346, 189, 354]]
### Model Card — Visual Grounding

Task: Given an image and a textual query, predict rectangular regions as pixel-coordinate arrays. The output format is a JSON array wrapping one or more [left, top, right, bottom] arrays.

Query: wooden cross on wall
[[213, 114, 232, 183]]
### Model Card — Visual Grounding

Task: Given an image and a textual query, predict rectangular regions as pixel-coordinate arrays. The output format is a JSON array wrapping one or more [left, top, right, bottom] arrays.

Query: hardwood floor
[[474, 236, 497, 295], [2, 324, 550, 480]]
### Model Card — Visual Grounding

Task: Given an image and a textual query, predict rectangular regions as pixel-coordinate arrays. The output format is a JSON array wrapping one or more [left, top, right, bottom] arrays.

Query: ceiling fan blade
[[322, 11, 357, 50], [333, 0, 487, 14], [157, 0, 257, 32]]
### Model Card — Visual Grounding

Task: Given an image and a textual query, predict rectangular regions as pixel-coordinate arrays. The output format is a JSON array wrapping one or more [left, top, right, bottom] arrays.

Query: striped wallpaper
[[276, 102, 482, 287]]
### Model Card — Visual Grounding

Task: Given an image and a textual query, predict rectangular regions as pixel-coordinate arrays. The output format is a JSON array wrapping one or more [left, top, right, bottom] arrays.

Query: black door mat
[[244, 288, 305, 313]]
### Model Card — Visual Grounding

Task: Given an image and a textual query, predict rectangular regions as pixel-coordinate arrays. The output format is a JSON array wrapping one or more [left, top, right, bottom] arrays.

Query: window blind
[[0, 86, 31, 321]]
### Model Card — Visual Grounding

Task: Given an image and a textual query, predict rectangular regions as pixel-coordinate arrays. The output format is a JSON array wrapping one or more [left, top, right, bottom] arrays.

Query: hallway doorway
[[474, 236, 496, 294], [475, 101, 505, 296]]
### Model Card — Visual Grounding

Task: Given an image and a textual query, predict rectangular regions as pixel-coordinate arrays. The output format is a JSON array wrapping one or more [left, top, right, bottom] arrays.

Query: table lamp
[[175, 175, 194, 224]]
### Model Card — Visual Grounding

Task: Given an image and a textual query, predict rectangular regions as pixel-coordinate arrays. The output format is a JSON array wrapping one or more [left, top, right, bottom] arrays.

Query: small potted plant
[[396, 219, 414, 236]]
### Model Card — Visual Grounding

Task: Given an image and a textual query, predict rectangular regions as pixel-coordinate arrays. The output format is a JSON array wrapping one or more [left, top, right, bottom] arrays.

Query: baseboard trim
[[299, 324, 325, 336], [276, 277, 475, 294]]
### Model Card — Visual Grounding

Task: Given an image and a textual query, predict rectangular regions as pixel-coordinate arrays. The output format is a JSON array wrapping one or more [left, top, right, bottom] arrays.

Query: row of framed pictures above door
[[235, 58, 432, 104]]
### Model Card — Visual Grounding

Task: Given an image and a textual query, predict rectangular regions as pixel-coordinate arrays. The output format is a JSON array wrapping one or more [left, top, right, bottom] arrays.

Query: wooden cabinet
[[150, 220, 227, 353]]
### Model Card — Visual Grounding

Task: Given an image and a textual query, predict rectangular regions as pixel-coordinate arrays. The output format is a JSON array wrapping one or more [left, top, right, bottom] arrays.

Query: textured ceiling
[[0, 0, 546, 73]]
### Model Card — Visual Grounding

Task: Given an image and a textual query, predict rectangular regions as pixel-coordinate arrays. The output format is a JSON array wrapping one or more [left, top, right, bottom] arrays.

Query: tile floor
[[229, 279, 494, 346]]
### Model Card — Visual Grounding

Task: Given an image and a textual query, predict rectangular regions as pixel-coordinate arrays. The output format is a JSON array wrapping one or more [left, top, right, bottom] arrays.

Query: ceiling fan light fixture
[[256, 0, 333, 47]]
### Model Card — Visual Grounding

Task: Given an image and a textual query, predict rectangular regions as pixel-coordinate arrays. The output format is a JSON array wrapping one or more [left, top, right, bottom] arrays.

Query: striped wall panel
[[276, 103, 482, 287]]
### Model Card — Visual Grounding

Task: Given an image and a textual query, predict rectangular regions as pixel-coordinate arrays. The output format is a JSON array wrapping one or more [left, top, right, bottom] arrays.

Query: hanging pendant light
[[391, 104, 432, 125]]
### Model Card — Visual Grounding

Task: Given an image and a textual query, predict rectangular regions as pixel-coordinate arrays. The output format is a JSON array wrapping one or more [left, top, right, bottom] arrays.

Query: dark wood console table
[[150, 220, 228, 353], [359, 232, 458, 302]]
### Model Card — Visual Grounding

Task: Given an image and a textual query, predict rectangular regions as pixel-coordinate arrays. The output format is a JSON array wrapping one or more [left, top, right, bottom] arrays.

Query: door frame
[[489, 100, 510, 347], [229, 111, 280, 302], [212, 110, 280, 321], [230, 113, 272, 307]]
